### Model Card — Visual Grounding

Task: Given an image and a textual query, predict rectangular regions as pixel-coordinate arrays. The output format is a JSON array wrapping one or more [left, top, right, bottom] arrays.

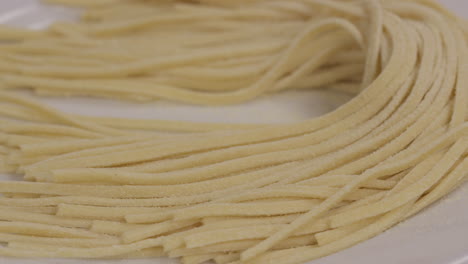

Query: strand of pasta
[[0, 0, 466, 263]]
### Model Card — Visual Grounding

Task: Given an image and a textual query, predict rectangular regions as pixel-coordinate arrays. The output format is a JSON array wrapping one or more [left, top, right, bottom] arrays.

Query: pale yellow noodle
[[0, 0, 466, 263]]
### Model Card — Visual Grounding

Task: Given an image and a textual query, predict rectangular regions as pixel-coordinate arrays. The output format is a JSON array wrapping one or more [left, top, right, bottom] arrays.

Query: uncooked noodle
[[0, 0, 466, 264]]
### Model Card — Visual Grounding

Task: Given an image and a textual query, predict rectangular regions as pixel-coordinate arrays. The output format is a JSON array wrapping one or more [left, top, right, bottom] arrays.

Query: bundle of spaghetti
[[0, 0, 467, 264], [0, 0, 366, 104]]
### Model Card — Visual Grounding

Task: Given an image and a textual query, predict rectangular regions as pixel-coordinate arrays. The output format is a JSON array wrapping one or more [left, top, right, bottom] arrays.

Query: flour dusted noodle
[[0, 0, 467, 264]]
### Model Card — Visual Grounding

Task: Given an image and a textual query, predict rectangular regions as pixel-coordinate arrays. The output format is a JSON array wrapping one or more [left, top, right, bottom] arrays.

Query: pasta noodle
[[0, 0, 466, 263]]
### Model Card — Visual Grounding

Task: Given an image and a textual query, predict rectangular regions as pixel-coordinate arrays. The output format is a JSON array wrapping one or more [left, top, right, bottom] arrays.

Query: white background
[[0, 1, 467, 264]]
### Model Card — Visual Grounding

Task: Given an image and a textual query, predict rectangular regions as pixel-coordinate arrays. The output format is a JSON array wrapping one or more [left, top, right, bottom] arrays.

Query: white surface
[[0, 1, 467, 264]]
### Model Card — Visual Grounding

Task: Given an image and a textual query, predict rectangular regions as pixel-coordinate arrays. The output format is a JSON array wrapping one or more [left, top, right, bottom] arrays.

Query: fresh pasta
[[0, 0, 467, 264]]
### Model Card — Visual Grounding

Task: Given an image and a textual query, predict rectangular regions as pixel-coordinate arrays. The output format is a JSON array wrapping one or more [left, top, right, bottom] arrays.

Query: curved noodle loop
[[0, 0, 466, 263]]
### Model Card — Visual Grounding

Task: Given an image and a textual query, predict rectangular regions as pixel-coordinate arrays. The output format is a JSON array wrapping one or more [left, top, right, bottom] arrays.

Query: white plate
[[0, 1, 467, 264]]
